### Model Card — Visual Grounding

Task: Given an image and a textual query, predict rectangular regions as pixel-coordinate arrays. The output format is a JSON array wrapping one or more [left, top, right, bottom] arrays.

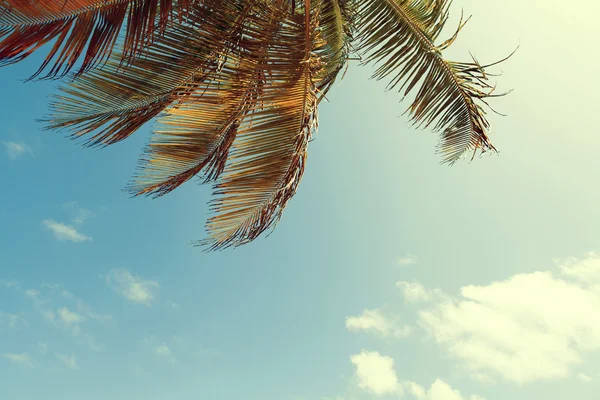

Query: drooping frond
[[315, 0, 355, 97], [0, 0, 510, 249], [357, 0, 498, 163], [47, 0, 253, 146], [0, 0, 196, 78], [127, 1, 285, 197], [201, 1, 323, 249]]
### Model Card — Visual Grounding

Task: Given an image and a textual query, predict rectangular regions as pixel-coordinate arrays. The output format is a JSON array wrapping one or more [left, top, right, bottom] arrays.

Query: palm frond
[[201, 1, 323, 249], [46, 1, 252, 146], [0, 0, 510, 249], [357, 0, 498, 163], [127, 1, 285, 197], [0, 0, 195, 78], [315, 0, 355, 97]]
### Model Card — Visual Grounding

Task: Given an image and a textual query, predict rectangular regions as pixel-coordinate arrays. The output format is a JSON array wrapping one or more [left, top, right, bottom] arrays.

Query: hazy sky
[[1, 1, 599, 399]]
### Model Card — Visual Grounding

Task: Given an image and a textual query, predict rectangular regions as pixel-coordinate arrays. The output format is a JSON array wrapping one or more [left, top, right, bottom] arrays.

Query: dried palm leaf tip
[[0, 0, 511, 249]]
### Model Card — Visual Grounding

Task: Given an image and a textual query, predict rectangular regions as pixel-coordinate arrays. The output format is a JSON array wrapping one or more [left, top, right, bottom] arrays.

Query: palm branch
[[0, 0, 510, 249]]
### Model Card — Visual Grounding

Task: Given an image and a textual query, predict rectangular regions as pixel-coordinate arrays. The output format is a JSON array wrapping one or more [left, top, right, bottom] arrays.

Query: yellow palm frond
[[1, 0, 511, 249], [46, 1, 253, 146], [202, 2, 323, 249]]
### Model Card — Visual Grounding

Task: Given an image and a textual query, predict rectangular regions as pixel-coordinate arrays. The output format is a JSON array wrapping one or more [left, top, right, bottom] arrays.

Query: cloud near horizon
[[408, 252, 600, 385], [349, 350, 483, 400]]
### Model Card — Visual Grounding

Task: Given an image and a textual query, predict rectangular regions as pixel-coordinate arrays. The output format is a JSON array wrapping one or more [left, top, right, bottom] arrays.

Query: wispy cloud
[[56, 307, 84, 335], [155, 344, 172, 357], [63, 201, 95, 226], [2, 140, 32, 160], [555, 251, 600, 285], [155, 343, 177, 364], [42, 219, 92, 243], [397, 255, 418, 266], [104, 269, 159, 306], [396, 281, 442, 304], [42, 283, 111, 323], [0, 312, 27, 328], [139, 336, 178, 364], [41, 203, 96, 243], [3, 353, 33, 368], [55, 353, 79, 370], [12, 281, 107, 352], [345, 309, 411, 339], [166, 300, 181, 310]]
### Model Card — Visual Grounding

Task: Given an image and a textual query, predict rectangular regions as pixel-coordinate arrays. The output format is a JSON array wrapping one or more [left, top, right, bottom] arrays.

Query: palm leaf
[[0, 0, 510, 249], [128, 1, 286, 197], [315, 0, 355, 97], [0, 0, 196, 78], [201, 1, 323, 249], [46, 0, 253, 146], [357, 0, 497, 163]]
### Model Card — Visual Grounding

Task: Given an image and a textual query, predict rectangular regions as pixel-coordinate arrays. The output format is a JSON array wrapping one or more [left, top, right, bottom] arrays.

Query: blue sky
[[1, 1, 600, 399]]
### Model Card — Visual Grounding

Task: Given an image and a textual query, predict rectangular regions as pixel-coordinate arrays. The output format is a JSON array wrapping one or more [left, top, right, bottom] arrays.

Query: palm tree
[[0, 0, 508, 249]]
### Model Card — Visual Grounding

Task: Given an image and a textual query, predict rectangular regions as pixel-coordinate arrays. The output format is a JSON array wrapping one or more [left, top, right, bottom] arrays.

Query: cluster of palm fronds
[[0, 0, 508, 249]]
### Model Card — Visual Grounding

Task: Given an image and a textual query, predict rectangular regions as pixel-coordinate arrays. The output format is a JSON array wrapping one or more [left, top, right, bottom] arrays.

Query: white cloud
[[3, 353, 33, 368], [397, 255, 418, 266], [42, 219, 92, 243], [57, 307, 84, 326], [155, 344, 172, 357], [409, 379, 483, 400], [404, 381, 426, 398], [56, 307, 84, 336], [2, 140, 32, 159], [349, 351, 482, 400], [104, 269, 159, 306], [578, 373, 592, 383], [555, 251, 600, 285], [397, 281, 440, 304], [415, 258, 600, 385], [346, 309, 411, 339], [20, 283, 105, 351], [56, 353, 79, 370], [350, 351, 401, 396]]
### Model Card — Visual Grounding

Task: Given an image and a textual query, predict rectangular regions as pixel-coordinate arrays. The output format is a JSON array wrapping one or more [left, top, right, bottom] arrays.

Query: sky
[[1, 1, 599, 399]]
